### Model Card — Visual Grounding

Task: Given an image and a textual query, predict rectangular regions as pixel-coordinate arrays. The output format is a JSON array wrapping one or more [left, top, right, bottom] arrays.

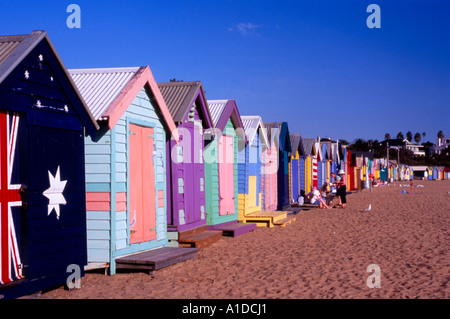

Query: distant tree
[[414, 132, 421, 144], [438, 130, 444, 140], [422, 132, 426, 138], [406, 131, 412, 142], [396, 132, 404, 139], [384, 133, 391, 139]]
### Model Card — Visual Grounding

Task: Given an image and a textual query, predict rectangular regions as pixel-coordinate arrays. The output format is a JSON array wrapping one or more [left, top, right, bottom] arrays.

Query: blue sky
[[1, 0, 449, 143]]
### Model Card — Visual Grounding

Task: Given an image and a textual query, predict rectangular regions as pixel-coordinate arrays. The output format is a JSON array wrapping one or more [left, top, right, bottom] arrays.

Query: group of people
[[300, 169, 348, 209]]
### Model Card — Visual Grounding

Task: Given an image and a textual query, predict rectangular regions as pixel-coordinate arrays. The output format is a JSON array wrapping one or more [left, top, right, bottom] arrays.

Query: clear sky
[[1, 0, 449, 143]]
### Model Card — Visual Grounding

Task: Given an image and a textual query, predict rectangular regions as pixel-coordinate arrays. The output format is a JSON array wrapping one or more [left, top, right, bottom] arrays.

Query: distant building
[[380, 139, 425, 156], [430, 134, 450, 156]]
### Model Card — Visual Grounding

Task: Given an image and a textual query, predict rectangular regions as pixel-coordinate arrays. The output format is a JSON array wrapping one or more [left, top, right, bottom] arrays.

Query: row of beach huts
[[0, 31, 448, 298]]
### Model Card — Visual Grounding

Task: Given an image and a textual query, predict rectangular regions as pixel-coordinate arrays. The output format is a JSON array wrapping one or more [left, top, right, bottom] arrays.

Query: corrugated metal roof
[[241, 115, 268, 146], [207, 100, 228, 126], [0, 30, 99, 133], [263, 122, 280, 145], [302, 138, 315, 155], [158, 81, 203, 123], [69, 67, 140, 120], [289, 133, 301, 156], [0, 35, 27, 66]]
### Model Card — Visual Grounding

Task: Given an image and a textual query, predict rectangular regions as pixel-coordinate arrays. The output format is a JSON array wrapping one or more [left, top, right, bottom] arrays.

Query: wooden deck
[[208, 221, 257, 237], [115, 247, 199, 274], [241, 210, 296, 228]]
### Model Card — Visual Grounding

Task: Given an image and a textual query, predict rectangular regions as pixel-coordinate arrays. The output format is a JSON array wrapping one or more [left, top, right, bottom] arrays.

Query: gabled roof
[[264, 122, 291, 153], [70, 67, 139, 121], [158, 81, 213, 130], [289, 133, 304, 157], [302, 138, 315, 156], [321, 141, 332, 160], [0, 30, 98, 134], [241, 115, 269, 147], [70, 66, 178, 142], [314, 140, 322, 161], [207, 99, 246, 144]]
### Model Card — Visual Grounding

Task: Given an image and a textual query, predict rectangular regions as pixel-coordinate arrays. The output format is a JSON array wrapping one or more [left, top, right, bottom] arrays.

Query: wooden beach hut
[[288, 133, 304, 203], [0, 31, 99, 298], [427, 167, 433, 180], [238, 115, 269, 217], [261, 122, 279, 212], [444, 167, 450, 180], [157, 81, 223, 248], [241, 122, 296, 227], [264, 122, 291, 210], [204, 100, 255, 237], [302, 138, 316, 193], [315, 139, 324, 188], [320, 140, 333, 189], [70, 66, 198, 275]]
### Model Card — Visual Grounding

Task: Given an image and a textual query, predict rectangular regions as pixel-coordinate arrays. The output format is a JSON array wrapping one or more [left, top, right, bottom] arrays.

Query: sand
[[42, 179, 450, 299]]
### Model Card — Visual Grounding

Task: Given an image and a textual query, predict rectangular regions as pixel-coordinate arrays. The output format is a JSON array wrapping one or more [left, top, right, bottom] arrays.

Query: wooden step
[[273, 215, 297, 227], [212, 222, 257, 237], [115, 247, 199, 273], [241, 211, 288, 228], [178, 230, 223, 249], [178, 225, 208, 240]]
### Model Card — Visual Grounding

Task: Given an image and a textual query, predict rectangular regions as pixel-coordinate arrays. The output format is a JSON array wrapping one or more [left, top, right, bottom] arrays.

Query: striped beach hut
[[264, 122, 291, 210], [69, 66, 197, 274], [315, 139, 324, 188], [158, 81, 223, 247], [0, 31, 99, 298], [238, 116, 269, 217], [204, 100, 254, 236]]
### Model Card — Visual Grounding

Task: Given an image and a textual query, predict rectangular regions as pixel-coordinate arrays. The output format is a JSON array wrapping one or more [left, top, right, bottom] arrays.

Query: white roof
[[207, 100, 228, 126], [240, 115, 269, 146], [69, 67, 140, 120]]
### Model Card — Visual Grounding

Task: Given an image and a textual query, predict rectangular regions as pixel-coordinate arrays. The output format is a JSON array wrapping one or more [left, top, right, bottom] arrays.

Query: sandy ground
[[43, 179, 450, 299]]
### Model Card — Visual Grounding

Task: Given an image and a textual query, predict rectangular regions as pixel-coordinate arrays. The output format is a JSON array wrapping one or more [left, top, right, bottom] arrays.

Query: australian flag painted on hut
[[0, 31, 98, 299]]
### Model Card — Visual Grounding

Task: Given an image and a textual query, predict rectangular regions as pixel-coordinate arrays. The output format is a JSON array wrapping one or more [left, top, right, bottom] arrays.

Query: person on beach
[[335, 170, 347, 209], [410, 178, 414, 193], [310, 187, 330, 209], [320, 182, 334, 205]]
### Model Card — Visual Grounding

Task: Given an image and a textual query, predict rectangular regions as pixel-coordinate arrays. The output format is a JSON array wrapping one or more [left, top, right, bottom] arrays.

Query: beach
[[43, 179, 450, 299]]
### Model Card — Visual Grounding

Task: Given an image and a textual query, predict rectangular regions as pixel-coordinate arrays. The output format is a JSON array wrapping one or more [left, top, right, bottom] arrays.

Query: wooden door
[[219, 135, 235, 215], [129, 124, 156, 244], [291, 158, 299, 203]]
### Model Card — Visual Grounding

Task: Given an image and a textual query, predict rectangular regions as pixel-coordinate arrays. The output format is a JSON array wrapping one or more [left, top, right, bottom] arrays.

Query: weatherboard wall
[[85, 87, 168, 272], [0, 32, 97, 298]]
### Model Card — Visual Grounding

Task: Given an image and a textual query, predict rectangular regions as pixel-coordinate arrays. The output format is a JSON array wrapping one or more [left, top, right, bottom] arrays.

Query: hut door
[[0, 111, 24, 285], [219, 135, 235, 215], [129, 124, 156, 244], [291, 159, 299, 203]]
